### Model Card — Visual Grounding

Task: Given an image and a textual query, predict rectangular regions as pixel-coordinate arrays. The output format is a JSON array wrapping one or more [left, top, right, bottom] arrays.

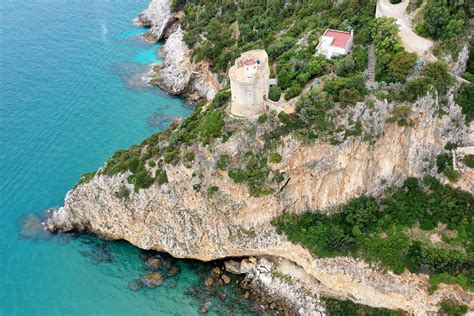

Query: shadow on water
[[146, 108, 182, 130], [110, 61, 158, 92]]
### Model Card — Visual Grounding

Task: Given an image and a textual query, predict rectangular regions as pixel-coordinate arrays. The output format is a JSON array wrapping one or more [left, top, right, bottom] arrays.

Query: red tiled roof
[[323, 29, 351, 48], [243, 59, 257, 66]]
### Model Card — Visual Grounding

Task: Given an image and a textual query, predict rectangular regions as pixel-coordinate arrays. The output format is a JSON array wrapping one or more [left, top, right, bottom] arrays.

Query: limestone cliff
[[136, 0, 220, 101], [46, 89, 473, 313]]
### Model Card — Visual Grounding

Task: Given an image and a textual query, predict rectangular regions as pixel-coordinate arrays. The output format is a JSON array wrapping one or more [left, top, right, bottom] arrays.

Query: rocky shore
[[135, 0, 220, 102], [43, 0, 474, 314]]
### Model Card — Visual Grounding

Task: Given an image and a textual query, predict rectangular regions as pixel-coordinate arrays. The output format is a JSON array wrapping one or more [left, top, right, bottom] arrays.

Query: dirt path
[[376, 0, 435, 61]]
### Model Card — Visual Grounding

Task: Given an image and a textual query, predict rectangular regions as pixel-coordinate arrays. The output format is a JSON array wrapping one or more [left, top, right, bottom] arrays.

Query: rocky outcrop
[[148, 27, 219, 100], [136, 0, 220, 101], [135, 0, 173, 40], [46, 91, 473, 313], [451, 43, 470, 76], [232, 257, 326, 315]]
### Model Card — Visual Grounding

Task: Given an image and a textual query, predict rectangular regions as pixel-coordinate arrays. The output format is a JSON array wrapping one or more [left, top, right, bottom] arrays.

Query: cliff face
[[47, 90, 473, 313], [137, 0, 220, 101]]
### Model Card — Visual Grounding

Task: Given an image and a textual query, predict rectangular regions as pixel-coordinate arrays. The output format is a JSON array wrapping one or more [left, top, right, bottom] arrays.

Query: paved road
[[376, 0, 435, 60]]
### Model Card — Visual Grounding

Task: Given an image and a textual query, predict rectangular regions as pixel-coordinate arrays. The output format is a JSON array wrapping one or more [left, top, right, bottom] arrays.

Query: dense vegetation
[[174, 0, 434, 100], [273, 177, 474, 293], [323, 297, 403, 316], [414, 0, 471, 58]]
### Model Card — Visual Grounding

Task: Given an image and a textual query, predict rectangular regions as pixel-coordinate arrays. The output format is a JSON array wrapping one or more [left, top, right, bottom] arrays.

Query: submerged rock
[[145, 256, 161, 271], [19, 212, 51, 241], [198, 301, 212, 314], [167, 266, 180, 277], [128, 279, 143, 292], [141, 273, 164, 288]]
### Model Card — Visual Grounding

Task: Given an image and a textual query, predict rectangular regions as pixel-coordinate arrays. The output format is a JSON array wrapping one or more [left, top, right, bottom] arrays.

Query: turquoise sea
[[0, 1, 256, 315]]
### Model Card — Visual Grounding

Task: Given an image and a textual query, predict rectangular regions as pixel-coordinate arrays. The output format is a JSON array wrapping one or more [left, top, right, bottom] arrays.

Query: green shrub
[[439, 299, 468, 316], [217, 154, 230, 171], [228, 153, 273, 196], [400, 77, 433, 102], [268, 85, 282, 102], [257, 113, 269, 124], [456, 83, 474, 123], [387, 51, 417, 82], [386, 105, 413, 126], [437, 153, 453, 173], [462, 154, 474, 168], [339, 88, 363, 107], [285, 83, 303, 100], [148, 160, 156, 167], [443, 167, 461, 182], [74, 171, 96, 189], [155, 168, 168, 185], [429, 273, 470, 293], [115, 184, 130, 200], [198, 111, 224, 143], [269, 152, 282, 163], [422, 61, 453, 95], [163, 148, 180, 165], [185, 152, 195, 161], [207, 186, 219, 196], [323, 297, 403, 316]]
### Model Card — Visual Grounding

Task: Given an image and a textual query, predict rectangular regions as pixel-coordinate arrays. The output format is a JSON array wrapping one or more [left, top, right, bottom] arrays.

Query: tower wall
[[229, 50, 270, 118]]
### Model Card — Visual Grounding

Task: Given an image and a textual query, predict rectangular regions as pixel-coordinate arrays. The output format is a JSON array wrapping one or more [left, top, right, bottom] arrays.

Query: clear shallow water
[[0, 1, 254, 315]]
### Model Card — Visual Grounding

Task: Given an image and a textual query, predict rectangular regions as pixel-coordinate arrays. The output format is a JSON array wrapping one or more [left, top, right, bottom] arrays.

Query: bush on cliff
[[272, 177, 474, 291]]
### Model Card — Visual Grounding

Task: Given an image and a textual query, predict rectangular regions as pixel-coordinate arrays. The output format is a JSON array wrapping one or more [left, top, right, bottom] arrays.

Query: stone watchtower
[[229, 50, 270, 117]]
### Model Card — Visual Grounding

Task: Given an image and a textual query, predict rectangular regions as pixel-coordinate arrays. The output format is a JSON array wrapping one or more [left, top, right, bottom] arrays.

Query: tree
[[388, 51, 417, 82], [268, 85, 282, 102], [422, 61, 453, 95]]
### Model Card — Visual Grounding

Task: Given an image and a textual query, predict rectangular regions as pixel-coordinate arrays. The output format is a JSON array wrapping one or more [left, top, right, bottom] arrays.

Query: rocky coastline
[[43, 0, 474, 314], [135, 0, 220, 102]]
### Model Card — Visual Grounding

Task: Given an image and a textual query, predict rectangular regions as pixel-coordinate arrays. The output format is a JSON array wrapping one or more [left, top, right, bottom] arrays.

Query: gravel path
[[376, 0, 435, 60]]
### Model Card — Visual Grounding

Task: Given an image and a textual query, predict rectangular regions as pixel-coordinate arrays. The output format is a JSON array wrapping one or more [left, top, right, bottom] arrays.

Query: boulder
[[211, 267, 221, 277], [145, 256, 161, 270], [206, 277, 213, 287], [221, 274, 231, 284], [141, 273, 164, 288], [224, 260, 242, 274], [167, 266, 181, 277]]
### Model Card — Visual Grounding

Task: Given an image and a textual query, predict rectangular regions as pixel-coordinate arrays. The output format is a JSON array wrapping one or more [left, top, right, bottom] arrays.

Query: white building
[[229, 50, 270, 118], [316, 29, 354, 59]]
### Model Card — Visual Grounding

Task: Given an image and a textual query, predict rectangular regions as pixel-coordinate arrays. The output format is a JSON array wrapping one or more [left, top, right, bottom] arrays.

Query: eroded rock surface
[[136, 0, 220, 101], [46, 92, 473, 313]]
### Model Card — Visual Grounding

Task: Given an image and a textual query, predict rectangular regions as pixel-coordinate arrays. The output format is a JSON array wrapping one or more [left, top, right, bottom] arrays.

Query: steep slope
[[46, 90, 473, 313]]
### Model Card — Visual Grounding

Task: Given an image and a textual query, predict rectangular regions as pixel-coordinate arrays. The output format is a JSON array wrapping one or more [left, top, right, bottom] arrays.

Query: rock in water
[[198, 301, 212, 314], [140, 273, 164, 288], [145, 256, 161, 271], [19, 213, 51, 241], [211, 267, 221, 277], [128, 279, 143, 292], [221, 274, 231, 284], [205, 277, 213, 287], [167, 266, 181, 277], [224, 260, 242, 274]]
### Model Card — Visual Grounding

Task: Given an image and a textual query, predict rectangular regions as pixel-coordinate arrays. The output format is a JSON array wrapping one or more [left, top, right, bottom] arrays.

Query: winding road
[[376, 0, 435, 60]]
